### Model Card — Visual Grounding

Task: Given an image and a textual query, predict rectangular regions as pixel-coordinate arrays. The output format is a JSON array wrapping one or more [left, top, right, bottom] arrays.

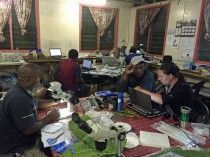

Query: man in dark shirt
[[54, 49, 90, 97], [0, 63, 60, 156], [116, 56, 155, 93]]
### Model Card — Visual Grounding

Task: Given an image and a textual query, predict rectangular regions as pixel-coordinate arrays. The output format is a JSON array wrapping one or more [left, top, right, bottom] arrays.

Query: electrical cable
[[163, 120, 198, 147]]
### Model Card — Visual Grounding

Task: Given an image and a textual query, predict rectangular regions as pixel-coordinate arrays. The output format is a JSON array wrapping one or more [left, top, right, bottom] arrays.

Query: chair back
[[190, 98, 209, 124], [191, 79, 208, 98]]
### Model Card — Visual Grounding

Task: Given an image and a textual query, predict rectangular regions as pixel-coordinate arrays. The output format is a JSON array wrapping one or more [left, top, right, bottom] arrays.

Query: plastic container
[[117, 93, 123, 111]]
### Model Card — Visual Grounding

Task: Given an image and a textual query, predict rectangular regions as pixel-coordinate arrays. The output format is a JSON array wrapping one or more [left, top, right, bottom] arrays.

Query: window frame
[[0, 0, 40, 53], [194, 0, 210, 65], [79, 3, 119, 53], [133, 3, 170, 57]]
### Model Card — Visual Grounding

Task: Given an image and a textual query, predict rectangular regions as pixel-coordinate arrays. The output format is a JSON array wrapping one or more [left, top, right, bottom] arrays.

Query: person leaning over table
[[135, 61, 193, 116], [109, 47, 121, 59], [0, 63, 60, 156], [116, 56, 155, 93]]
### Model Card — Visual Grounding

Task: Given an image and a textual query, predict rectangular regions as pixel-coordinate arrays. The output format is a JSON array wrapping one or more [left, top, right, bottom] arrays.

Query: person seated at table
[[135, 61, 193, 116], [54, 49, 90, 98], [0, 63, 60, 156], [124, 46, 139, 65], [120, 45, 127, 57], [116, 56, 155, 93], [109, 47, 121, 59]]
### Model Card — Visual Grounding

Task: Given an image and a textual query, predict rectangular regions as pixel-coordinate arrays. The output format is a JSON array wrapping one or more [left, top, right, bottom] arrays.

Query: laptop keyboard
[[128, 103, 166, 117]]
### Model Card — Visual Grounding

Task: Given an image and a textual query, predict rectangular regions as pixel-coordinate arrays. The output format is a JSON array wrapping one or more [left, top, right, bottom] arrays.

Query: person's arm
[[22, 108, 60, 135], [116, 65, 134, 92], [11, 97, 60, 136], [135, 86, 163, 104], [37, 99, 58, 109], [75, 65, 85, 85], [116, 76, 128, 93]]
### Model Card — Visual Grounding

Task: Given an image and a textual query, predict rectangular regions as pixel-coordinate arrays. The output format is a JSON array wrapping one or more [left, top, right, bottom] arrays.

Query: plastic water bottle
[[185, 54, 191, 69], [117, 93, 123, 111]]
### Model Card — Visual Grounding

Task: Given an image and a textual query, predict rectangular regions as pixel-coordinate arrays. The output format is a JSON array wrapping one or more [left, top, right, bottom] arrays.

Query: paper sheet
[[41, 123, 66, 147], [139, 131, 170, 148]]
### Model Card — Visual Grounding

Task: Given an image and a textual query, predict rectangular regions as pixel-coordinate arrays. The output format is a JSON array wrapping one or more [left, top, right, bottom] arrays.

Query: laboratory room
[[1, 0, 210, 156]]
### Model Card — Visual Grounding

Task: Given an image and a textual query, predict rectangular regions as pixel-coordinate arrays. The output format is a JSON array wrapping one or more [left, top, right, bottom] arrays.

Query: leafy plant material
[[114, 109, 139, 118]]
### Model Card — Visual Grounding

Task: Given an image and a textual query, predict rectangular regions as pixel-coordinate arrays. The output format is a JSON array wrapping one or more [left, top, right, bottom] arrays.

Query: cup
[[96, 65, 100, 72], [108, 100, 117, 111], [180, 106, 191, 129]]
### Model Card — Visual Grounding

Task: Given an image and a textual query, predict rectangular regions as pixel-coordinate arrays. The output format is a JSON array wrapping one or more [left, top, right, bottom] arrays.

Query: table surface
[[38, 101, 210, 157]]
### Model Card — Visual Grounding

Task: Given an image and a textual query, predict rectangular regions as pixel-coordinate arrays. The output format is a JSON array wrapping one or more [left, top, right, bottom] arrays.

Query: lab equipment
[[72, 112, 126, 157], [47, 82, 79, 112], [47, 132, 64, 145]]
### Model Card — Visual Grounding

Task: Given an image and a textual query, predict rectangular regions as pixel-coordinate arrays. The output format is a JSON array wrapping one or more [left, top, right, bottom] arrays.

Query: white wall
[[39, 0, 203, 62], [128, 0, 202, 62], [39, 0, 132, 56]]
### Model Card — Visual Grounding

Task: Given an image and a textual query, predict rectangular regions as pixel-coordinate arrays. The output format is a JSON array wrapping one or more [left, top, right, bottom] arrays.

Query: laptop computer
[[82, 59, 94, 71], [102, 56, 116, 67], [49, 48, 62, 59], [127, 87, 166, 118]]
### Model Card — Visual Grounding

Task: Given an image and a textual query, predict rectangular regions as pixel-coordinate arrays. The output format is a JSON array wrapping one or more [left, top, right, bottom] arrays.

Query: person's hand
[[46, 108, 60, 122], [125, 64, 135, 75]]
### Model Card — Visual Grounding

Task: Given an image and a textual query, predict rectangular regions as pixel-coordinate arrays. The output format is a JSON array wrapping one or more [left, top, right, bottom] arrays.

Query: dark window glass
[[81, 5, 117, 51], [135, 5, 169, 55], [81, 6, 97, 50], [0, 0, 38, 50], [196, 0, 210, 63]]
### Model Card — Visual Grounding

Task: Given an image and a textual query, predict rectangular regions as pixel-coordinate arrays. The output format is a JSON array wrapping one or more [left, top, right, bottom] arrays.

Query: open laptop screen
[[50, 48, 62, 58], [82, 59, 92, 69], [102, 56, 116, 67]]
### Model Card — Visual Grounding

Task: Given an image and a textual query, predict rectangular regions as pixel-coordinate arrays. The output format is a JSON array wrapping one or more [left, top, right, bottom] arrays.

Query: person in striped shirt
[[54, 49, 90, 97]]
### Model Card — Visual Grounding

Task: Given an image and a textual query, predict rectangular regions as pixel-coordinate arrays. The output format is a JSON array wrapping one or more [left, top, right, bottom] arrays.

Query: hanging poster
[[175, 20, 197, 37]]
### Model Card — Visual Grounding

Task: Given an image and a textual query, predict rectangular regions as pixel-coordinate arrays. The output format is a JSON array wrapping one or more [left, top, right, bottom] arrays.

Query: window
[[80, 5, 119, 52], [0, 0, 39, 51], [194, 0, 210, 64], [134, 3, 170, 56]]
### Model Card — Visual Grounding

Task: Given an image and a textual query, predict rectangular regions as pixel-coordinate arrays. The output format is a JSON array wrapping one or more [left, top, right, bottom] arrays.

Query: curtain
[[89, 7, 117, 49], [204, 0, 210, 41], [138, 8, 160, 35], [14, 0, 32, 35], [0, 0, 12, 43]]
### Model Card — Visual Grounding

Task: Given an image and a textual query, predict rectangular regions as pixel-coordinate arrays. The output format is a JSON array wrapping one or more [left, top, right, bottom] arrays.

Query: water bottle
[[185, 54, 191, 69], [117, 93, 123, 111]]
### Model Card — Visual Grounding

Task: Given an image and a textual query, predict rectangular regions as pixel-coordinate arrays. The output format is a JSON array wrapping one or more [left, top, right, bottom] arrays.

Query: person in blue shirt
[[116, 56, 155, 93], [124, 46, 139, 65]]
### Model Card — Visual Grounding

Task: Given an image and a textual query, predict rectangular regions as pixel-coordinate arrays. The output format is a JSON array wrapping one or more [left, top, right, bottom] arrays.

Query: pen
[[69, 142, 75, 154]]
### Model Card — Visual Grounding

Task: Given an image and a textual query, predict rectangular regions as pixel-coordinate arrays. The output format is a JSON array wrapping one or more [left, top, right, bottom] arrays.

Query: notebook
[[127, 87, 166, 118], [49, 48, 62, 59], [102, 56, 116, 67]]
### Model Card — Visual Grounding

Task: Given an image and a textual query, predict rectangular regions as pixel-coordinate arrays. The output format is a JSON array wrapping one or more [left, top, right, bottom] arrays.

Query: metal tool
[[47, 132, 64, 145]]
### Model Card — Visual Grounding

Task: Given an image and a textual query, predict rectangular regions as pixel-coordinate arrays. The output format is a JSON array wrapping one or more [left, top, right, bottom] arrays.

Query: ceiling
[[111, 0, 167, 7]]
